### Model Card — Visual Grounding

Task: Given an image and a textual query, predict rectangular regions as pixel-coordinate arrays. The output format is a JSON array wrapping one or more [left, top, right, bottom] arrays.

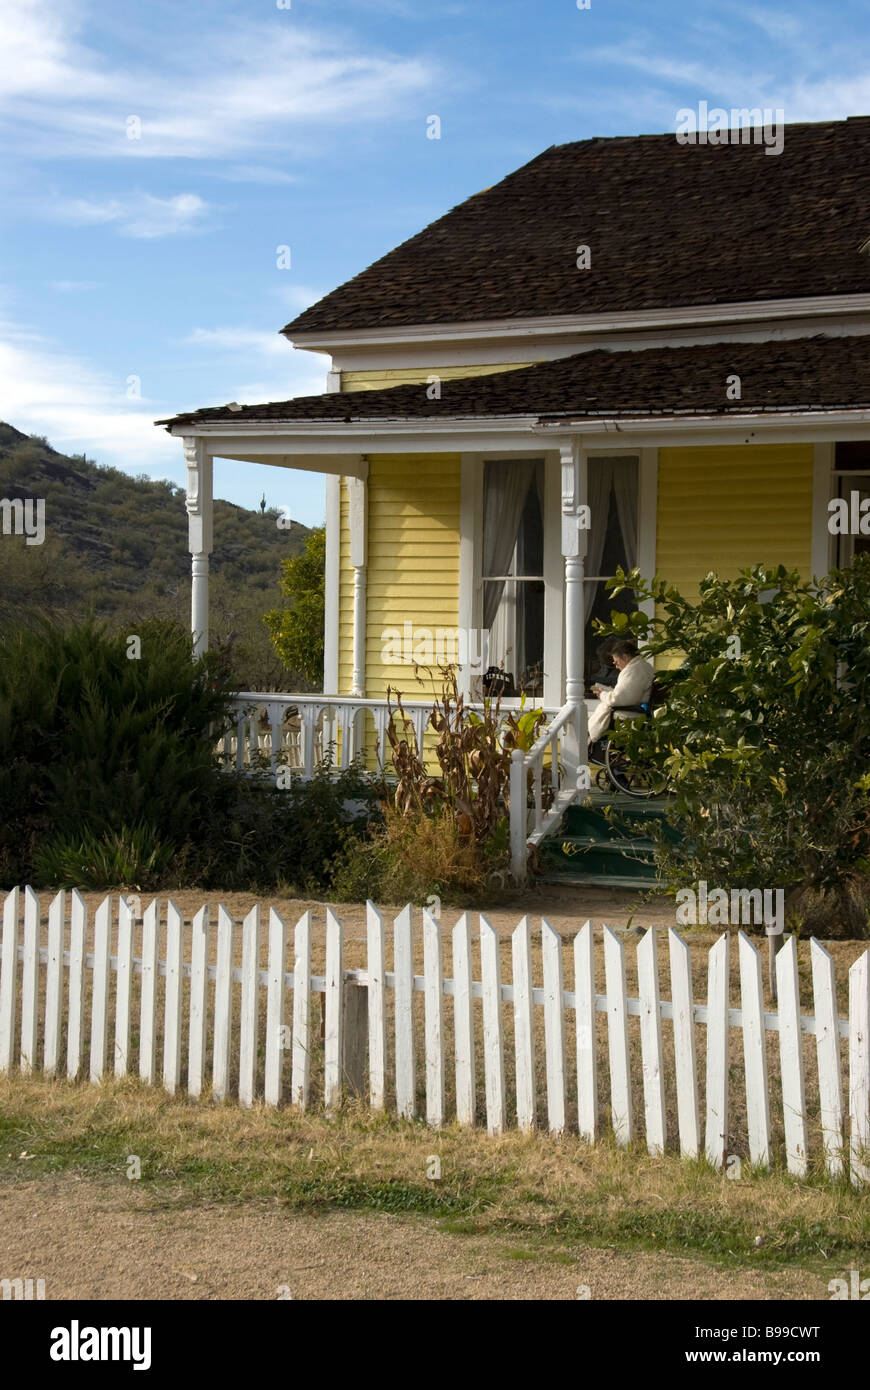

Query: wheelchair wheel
[[604, 739, 668, 799]]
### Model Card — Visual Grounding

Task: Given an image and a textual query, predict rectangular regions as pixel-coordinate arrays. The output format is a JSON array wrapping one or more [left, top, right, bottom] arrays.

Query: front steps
[[536, 793, 680, 887]]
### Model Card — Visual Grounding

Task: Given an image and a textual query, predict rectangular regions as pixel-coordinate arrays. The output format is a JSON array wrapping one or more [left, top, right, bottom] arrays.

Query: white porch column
[[183, 437, 213, 657], [348, 458, 369, 698], [561, 440, 589, 779]]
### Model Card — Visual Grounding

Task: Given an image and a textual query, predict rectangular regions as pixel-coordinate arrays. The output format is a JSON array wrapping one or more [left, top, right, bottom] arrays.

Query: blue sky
[[1, 0, 869, 525]]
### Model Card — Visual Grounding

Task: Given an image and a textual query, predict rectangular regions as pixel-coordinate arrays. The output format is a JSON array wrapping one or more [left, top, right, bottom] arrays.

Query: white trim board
[[286, 293, 870, 354], [327, 318, 870, 373]]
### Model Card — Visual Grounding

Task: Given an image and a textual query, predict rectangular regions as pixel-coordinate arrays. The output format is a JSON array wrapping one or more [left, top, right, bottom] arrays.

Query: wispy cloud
[[184, 327, 289, 358], [46, 280, 101, 292], [0, 313, 174, 469], [51, 192, 210, 238], [1, 1, 437, 162]]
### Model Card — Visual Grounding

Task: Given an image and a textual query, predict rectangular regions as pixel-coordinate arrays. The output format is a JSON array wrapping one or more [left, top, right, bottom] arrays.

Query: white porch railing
[[224, 692, 565, 782], [510, 700, 588, 883], [224, 693, 434, 779]]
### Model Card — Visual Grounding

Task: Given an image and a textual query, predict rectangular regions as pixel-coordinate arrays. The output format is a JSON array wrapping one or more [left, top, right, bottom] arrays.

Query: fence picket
[[637, 927, 665, 1156], [324, 909, 342, 1111], [541, 920, 566, 1136], [669, 928, 700, 1159], [603, 926, 632, 1146], [738, 931, 771, 1168], [138, 899, 159, 1086], [291, 911, 312, 1109], [0, 888, 20, 1074], [574, 920, 598, 1143], [423, 909, 445, 1128], [187, 907, 209, 1099], [212, 907, 234, 1101], [480, 916, 506, 1135], [452, 913, 475, 1127], [848, 949, 870, 1188], [88, 896, 112, 1083], [705, 933, 730, 1170], [43, 890, 65, 1078], [512, 916, 536, 1132], [810, 939, 843, 1178], [20, 887, 40, 1074], [163, 900, 184, 1095], [366, 902, 386, 1111], [114, 897, 134, 1079], [238, 906, 260, 1106], [264, 908, 286, 1107], [776, 935, 808, 1178], [66, 891, 87, 1082], [394, 905, 415, 1120]]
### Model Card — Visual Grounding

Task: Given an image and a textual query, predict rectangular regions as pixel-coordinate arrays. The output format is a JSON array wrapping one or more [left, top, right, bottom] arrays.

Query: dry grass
[[1, 1074, 867, 1277]]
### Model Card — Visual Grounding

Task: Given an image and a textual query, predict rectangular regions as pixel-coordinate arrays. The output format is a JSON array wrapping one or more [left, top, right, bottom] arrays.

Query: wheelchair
[[590, 703, 669, 800]]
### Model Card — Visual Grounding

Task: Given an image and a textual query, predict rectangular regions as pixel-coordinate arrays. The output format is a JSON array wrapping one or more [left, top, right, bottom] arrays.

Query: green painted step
[[536, 793, 682, 886], [538, 834, 659, 883]]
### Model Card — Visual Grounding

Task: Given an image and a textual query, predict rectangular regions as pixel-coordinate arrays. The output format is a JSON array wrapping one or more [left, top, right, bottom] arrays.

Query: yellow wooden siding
[[338, 453, 460, 767], [656, 444, 814, 597], [364, 453, 461, 701], [340, 362, 533, 391]]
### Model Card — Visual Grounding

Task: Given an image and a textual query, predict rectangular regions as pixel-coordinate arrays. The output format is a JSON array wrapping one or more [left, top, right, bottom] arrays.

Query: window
[[583, 456, 639, 683], [832, 442, 870, 568], [482, 459, 545, 697]]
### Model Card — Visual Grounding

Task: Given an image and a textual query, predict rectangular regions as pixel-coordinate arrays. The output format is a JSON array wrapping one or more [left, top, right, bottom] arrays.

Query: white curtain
[[612, 458, 638, 571], [482, 461, 537, 629], [584, 458, 613, 620]]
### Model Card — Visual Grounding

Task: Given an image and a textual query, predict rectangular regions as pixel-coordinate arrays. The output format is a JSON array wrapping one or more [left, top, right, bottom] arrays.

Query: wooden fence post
[[342, 979, 368, 1098]]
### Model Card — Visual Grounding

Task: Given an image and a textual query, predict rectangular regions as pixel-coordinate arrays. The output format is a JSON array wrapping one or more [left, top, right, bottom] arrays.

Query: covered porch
[[160, 335, 870, 878]]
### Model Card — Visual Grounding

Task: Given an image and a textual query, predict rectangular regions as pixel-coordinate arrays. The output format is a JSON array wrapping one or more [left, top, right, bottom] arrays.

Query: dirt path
[[0, 1174, 827, 1301]]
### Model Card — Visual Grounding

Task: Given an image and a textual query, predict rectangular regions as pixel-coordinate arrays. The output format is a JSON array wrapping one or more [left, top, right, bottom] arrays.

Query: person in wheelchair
[[587, 638, 654, 756]]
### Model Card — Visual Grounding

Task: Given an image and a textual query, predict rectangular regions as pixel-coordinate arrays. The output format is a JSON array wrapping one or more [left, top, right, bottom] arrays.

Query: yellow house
[[160, 116, 870, 878]]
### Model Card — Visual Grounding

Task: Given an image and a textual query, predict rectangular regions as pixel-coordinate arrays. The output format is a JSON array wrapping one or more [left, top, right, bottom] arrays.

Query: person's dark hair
[[610, 639, 638, 659]]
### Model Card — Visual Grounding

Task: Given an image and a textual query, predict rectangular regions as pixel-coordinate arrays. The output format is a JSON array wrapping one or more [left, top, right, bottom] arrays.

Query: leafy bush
[[0, 616, 236, 886], [263, 527, 325, 686], [598, 558, 870, 935]]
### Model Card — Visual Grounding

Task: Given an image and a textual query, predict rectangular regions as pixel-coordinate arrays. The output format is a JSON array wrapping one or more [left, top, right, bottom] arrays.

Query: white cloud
[[182, 324, 329, 400], [0, 314, 175, 470], [52, 191, 210, 239], [216, 165, 299, 185], [46, 280, 101, 292], [184, 327, 289, 357], [0, 2, 436, 161], [273, 284, 328, 312]]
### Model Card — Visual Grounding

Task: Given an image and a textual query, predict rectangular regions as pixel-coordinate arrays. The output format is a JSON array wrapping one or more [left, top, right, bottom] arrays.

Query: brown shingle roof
[[283, 119, 870, 336], [160, 333, 870, 429]]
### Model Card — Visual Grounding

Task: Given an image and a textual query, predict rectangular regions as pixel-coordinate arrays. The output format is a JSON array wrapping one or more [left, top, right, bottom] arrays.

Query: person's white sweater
[[588, 655, 654, 742]]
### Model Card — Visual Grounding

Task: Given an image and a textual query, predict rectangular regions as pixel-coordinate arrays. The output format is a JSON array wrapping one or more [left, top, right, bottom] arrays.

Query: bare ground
[[0, 1173, 829, 1302]]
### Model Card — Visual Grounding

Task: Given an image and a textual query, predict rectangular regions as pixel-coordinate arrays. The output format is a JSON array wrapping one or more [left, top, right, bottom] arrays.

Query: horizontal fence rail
[[1, 890, 868, 1184]]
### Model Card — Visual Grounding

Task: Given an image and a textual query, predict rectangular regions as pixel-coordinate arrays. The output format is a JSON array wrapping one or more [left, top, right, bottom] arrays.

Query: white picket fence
[[1, 888, 868, 1185]]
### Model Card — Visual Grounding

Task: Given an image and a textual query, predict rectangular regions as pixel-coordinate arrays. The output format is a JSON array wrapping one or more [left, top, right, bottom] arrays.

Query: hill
[[0, 423, 316, 689]]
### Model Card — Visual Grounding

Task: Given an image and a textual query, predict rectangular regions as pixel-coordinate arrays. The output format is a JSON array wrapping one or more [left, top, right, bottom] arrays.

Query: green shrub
[[598, 557, 870, 936], [32, 822, 175, 891], [180, 756, 381, 894], [0, 616, 235, 886]]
